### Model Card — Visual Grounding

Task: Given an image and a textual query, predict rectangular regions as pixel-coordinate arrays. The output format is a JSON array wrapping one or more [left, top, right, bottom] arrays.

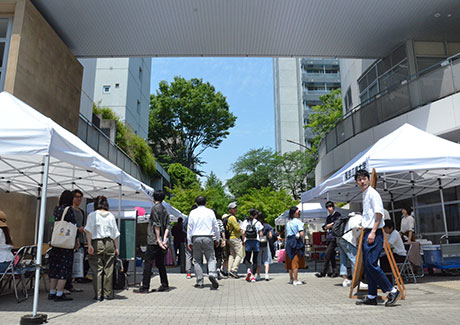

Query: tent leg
[[23, 155, 50, 324], [390, 192, 396, 224], [438, 180, 449, 244], [34, 188, 41, 244], [118, 184, 122, 228]]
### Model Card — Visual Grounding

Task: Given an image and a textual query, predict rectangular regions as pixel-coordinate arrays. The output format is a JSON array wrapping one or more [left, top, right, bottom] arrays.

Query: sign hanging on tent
[[342, 160, 369, 182]]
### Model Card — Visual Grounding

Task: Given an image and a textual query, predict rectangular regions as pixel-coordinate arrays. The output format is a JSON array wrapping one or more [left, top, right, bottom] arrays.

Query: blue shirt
[[286, 218, 304, 237]]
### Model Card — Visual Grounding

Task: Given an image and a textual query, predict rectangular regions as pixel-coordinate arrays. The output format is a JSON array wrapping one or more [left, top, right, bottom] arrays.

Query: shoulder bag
[[51, 206, 77, 249]]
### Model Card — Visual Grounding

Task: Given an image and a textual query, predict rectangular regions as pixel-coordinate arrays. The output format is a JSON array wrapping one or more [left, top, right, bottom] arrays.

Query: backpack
[[331, 215, 352, 238], [222, 215, 231, 239], [245, 220, 257, 240], [112, 257, 128, 290]]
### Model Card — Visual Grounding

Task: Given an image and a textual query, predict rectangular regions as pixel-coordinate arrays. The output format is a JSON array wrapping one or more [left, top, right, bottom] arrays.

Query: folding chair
[[397, 244, 417, 284], [0, 246, 34, 302]]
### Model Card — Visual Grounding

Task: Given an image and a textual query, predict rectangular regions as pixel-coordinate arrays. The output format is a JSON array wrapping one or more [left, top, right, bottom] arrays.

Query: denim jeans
[[337, 238, 357, 276]]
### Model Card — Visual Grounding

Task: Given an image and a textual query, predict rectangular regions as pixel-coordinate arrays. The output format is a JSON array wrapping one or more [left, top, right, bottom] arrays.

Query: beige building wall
[[0, 0, 83, 246], [3, 0, 83, 134]]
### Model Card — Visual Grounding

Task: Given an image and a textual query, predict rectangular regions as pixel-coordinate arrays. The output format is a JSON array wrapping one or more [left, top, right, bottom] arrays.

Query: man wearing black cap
[[315, 201, 340, 278]]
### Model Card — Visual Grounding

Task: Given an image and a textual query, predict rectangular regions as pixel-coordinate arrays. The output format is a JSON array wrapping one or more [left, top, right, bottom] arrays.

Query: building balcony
[[302, 71, 341, 83], [300, 58, 339, 66], [316, 53, 460, 183], [77, 115, 170, 190]]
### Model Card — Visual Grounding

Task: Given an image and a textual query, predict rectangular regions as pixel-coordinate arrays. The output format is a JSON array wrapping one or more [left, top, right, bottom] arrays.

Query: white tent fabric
[[0, 91, 157, 317], [275, 203, 349, 226], [301, 123, 460, 204], [0, 91, 154, 200]]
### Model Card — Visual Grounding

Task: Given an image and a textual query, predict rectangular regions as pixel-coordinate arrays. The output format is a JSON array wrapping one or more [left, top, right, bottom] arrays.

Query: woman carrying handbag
[[48, 190, 79, 301]]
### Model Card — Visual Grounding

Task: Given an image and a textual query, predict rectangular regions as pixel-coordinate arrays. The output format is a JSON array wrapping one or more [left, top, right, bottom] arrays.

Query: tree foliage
[[278, 150, 315, 200], [237, 188, 298, 226], [149, 77, 237, 173], [167, 163, 200, 189], [93, 105, 156, 176], [226, 148, 281, 197], [306, 88, 343, 162]]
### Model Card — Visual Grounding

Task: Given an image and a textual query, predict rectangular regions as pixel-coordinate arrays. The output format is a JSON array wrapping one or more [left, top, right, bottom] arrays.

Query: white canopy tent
[[0, 92, 155, 318], [301, 123, 460, 243], [275, 202, 350, 226]]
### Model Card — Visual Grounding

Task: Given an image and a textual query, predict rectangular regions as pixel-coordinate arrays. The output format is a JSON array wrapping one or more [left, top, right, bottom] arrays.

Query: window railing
[[322, 53, 460, 154], [77, 114, 170, 187]]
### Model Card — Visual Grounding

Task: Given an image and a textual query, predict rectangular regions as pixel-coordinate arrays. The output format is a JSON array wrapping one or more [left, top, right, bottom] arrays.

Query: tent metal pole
[[390, 192, 396, 223], [34, 187, 41, 244], [118, 184, 122, 228], [438, 179, 449, 244], [32, 154, 50, 317]]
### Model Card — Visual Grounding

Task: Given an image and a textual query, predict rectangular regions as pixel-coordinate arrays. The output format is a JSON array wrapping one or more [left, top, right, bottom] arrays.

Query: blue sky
[[150, 58, 275, 183]]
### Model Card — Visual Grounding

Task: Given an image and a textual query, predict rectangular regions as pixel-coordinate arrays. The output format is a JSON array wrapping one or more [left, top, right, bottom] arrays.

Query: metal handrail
[[321, 52, 460, 153]]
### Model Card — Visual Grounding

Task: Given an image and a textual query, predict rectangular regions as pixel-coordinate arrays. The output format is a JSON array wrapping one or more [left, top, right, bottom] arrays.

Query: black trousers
[[322, 240, 337, 275], [142, 244, 169, 289]]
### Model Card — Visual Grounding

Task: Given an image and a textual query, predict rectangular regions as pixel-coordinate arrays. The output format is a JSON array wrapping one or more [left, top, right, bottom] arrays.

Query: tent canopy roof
[[0, 92, 153, 200], [275, 202, 349, 226], [302, 124, 460, 204]]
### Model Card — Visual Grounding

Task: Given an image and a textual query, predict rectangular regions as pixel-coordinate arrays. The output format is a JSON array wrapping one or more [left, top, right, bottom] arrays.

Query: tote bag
[[51, 206, 77, 249]]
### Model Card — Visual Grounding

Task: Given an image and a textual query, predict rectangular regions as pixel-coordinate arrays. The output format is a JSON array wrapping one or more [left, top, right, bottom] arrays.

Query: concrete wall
[[3, 0, 83, 134], [78, 58, 97, 121], [339, 58, 374, 113], [273, 58, 304, 153]]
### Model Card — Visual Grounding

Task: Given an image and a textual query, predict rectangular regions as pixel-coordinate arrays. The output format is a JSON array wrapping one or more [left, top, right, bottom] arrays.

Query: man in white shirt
[[354, 169, 400, 307], [187, 196, 220, 290], [381, 219, 407, 275], [400, 208, 415, 242]]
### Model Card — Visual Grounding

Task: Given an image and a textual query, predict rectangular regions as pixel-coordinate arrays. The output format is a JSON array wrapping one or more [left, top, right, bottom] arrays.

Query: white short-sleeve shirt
[[400, 215, 415, 233], [387, 230, 407, 256], [85, 210, 120, 240], [361, 186, 384, 229]]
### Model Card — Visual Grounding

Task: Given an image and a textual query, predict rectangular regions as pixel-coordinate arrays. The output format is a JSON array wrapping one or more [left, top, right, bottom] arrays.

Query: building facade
[[92, 58, 151, 139], [274, 57, 340, 154]]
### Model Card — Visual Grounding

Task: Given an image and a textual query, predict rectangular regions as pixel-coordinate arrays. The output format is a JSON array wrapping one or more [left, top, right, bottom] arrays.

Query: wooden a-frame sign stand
[[349, 169, 406, 300]]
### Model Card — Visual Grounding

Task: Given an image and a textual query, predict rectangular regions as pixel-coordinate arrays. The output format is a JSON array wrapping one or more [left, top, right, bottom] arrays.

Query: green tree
[[149, 77, 237, 173], [278, 150, 315, 200], [167, 171, 230, 217], [93, 105, 156, 176], [226, 148, 281, 197], [167, 163, 200, 189], [306, 88, 343, 163], [237, 188, 298, 226]]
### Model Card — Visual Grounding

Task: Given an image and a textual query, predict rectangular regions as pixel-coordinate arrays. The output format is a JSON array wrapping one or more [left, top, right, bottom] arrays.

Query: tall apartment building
[[92, 58, 151, 139], [274, 58, 340, 154]]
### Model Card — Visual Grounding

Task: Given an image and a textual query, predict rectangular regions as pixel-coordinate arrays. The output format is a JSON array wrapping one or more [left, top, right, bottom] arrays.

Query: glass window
[[0, 42, 4, 67], [0, 19, 9, 38], [103, 85, 111, 93]]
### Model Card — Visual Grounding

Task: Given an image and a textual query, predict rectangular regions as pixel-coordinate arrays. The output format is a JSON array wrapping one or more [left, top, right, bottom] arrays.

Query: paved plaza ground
[[1, 263, 460, 324]]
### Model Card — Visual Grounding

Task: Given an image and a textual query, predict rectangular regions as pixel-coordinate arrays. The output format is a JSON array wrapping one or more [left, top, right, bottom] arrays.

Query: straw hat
[[0, 210, 8, 228]]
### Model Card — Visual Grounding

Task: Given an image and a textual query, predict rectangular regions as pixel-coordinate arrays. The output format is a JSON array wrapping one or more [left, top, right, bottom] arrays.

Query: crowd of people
[[1, 168, 409, 307]]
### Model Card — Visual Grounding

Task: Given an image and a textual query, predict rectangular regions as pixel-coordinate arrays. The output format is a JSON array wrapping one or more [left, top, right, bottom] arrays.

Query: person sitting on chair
[[0, 211, 14, 273], [380, 219, 407, 274]]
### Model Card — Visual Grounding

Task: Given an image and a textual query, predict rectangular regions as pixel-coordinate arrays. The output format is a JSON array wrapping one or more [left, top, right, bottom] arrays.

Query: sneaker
[[265, 274, 270, 281], [288, 278, 294, 285], [153, 285, 169, 292], [315, 272, 325, 278], [194, 283, 204, 289], [133, 287, 150, 294], [342, 279, 352, 287], [186, 273, 192, 279], [385, 289, 400, 307], [229, 271, 239, 279], [54, 293, 73, 301], [220, 269, 229, 277], [48, 293, 56, 300], [356, 296, 377, 306], [293, 280, 304, 286], [217, 270, 223, 280], [246, 269, 252, 282], [209, 275, 219, 290], [250, 276, 256, 283], [255, 274, 261, 281], [359, 282, 368, 290]]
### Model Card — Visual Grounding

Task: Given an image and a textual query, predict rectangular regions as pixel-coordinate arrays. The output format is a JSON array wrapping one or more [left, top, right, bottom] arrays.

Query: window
[[115, 83, 120, 88], [0, 17, 13, 91], [137, 99, 141, 114], [344, 87, 353, 111], [103, 85, 111, 93], [138, 67, 143, 80]]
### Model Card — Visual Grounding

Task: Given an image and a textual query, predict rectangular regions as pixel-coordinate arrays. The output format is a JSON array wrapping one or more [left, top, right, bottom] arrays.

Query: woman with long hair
[[285, 206, 306, 286], [256, 212, 273, 281], [0, 211, 14, 273], [85, 195, 120, 301], [48, 190, 78, 301], [241, 209, 263, 283]]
